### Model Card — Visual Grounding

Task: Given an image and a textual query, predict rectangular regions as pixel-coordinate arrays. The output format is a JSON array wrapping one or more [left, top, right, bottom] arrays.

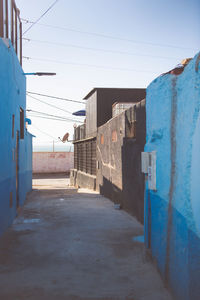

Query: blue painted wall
[[145, 52, 200, 300], [0, 38, 32, 236]]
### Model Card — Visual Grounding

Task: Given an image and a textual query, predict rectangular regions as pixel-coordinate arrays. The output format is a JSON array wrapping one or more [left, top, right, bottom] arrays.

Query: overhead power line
[[23, 56, 157, 73], [27, 109, 70, 120], [27, 94, 75, 115], [27, 109, 82, 122], [27, 91, 84, 104], [31, 124, 58, 140], [22, 38, 180, 61], [21, 19, 198, 51], [22, 0, 59, 36], [27, 114, 82, 123]]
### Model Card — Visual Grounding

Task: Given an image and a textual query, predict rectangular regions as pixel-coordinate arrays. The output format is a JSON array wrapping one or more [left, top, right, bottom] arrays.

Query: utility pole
[[53, 140, 55, 152]]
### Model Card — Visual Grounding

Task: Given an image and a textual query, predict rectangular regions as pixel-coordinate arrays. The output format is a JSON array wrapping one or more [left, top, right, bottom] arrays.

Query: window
[[20, 108, 24, 139], [100, 134, 104, 145], [12, 114, 15, 138], [112, 130, 117, 142]]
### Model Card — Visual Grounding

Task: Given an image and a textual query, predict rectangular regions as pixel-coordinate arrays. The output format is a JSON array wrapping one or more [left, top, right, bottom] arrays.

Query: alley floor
[[0, 176, 173, 300]]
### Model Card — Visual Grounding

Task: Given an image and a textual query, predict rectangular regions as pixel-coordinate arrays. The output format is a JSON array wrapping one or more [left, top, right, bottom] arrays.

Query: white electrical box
[[148, 151, 156, 190], [141, 152, 149, 173], [141, 151, 157, 190]]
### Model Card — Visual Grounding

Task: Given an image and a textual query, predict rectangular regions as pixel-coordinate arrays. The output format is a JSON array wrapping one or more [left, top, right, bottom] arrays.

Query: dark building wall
[[85, 91, 97, 138], [97, 100, 146, 224], [97, 88, 146, 128], [84, 88, 146, 138]]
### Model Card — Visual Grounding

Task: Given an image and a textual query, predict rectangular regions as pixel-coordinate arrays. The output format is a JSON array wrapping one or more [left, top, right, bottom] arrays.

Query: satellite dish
[[59, 132, 69, 143]]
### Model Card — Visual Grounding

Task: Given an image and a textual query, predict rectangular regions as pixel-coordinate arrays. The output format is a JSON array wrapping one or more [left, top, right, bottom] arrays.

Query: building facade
[[97, 100, 146, 223], [71, 88, 146, 223], [0, 0, 32, 236], [84, 88, 146, 138], [144, 52, 200, 299], [71, 88, 146, 191]]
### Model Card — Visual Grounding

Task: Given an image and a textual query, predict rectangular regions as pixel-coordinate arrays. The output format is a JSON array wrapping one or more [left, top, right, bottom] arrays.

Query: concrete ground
[[0, 176, 173, 300]]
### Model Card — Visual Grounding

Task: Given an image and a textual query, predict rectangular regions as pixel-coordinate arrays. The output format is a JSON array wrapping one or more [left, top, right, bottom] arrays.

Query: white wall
[[33, 152, 74, 174]]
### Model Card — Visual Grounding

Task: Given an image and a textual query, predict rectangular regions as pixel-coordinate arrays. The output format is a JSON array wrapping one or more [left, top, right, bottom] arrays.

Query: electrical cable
[[30, 124, 58, 140], [27, 109, 80, 121], [22, 0, 59, 36], [27, 94, 76, 115], [27, 91, 84, 104], [23, 56, 157, 73], [27, 114, 82, 123], [23, 38, 181, 61], [27, 109, 82, 123], [21, 18, 197, 51]]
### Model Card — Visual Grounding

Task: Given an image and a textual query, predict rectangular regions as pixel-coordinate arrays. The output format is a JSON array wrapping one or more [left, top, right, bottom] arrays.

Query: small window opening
[[20, 108, 24, 139], [9, 192, 13, 208], [12, 114, 15, 138], [100, 134, 104, 145], [112, 130, 117, 142]]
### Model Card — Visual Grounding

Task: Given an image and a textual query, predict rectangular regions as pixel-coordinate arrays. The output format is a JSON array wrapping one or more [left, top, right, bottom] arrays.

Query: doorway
[[16, 130, 19, 208]]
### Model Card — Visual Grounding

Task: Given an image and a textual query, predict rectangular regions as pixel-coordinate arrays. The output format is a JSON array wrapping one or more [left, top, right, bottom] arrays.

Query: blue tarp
[[72, 110, 86, 116]]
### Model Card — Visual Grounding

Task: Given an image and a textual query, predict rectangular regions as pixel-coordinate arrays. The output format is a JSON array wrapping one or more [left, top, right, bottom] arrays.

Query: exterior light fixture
[[23, 72, 56, 76]]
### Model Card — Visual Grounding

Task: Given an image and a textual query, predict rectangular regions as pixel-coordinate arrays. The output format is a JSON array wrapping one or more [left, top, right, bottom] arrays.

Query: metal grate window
[[74, 138, 96, 176]]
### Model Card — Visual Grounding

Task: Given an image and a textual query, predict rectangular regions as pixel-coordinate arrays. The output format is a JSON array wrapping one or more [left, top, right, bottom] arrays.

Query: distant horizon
[[33, 143, 74, 152]]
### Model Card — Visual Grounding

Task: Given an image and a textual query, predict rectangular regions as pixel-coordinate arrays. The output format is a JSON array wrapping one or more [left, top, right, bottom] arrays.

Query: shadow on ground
[[0, 176, 173, 300]]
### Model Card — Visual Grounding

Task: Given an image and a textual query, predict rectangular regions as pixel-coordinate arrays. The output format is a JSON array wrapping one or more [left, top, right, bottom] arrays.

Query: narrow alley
[[0, 175, 172, 300]]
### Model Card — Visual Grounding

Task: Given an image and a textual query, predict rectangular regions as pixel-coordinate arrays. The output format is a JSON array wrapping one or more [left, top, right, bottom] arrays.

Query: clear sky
[[15, 0, 200, 151]]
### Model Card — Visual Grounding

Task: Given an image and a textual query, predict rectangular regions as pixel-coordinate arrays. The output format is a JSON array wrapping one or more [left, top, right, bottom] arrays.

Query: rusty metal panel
[[0, 0, 22, 65], [0, 0, 4, 37], [11, 0, 14, 43], [19, 20, 22, 64], [13, 3, 18, 55], [74, 144, 78, 169], [5, 0, 8, 38]]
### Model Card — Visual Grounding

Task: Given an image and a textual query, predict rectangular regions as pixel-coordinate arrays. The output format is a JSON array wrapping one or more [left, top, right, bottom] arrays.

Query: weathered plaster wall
[[97, 101, 145, 223], [145, 52, 200, 300], [70, 169, 96, 190], [33, 152, 74, 174], [0, 38, 32, 236], [97, 110, 125, 195]]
